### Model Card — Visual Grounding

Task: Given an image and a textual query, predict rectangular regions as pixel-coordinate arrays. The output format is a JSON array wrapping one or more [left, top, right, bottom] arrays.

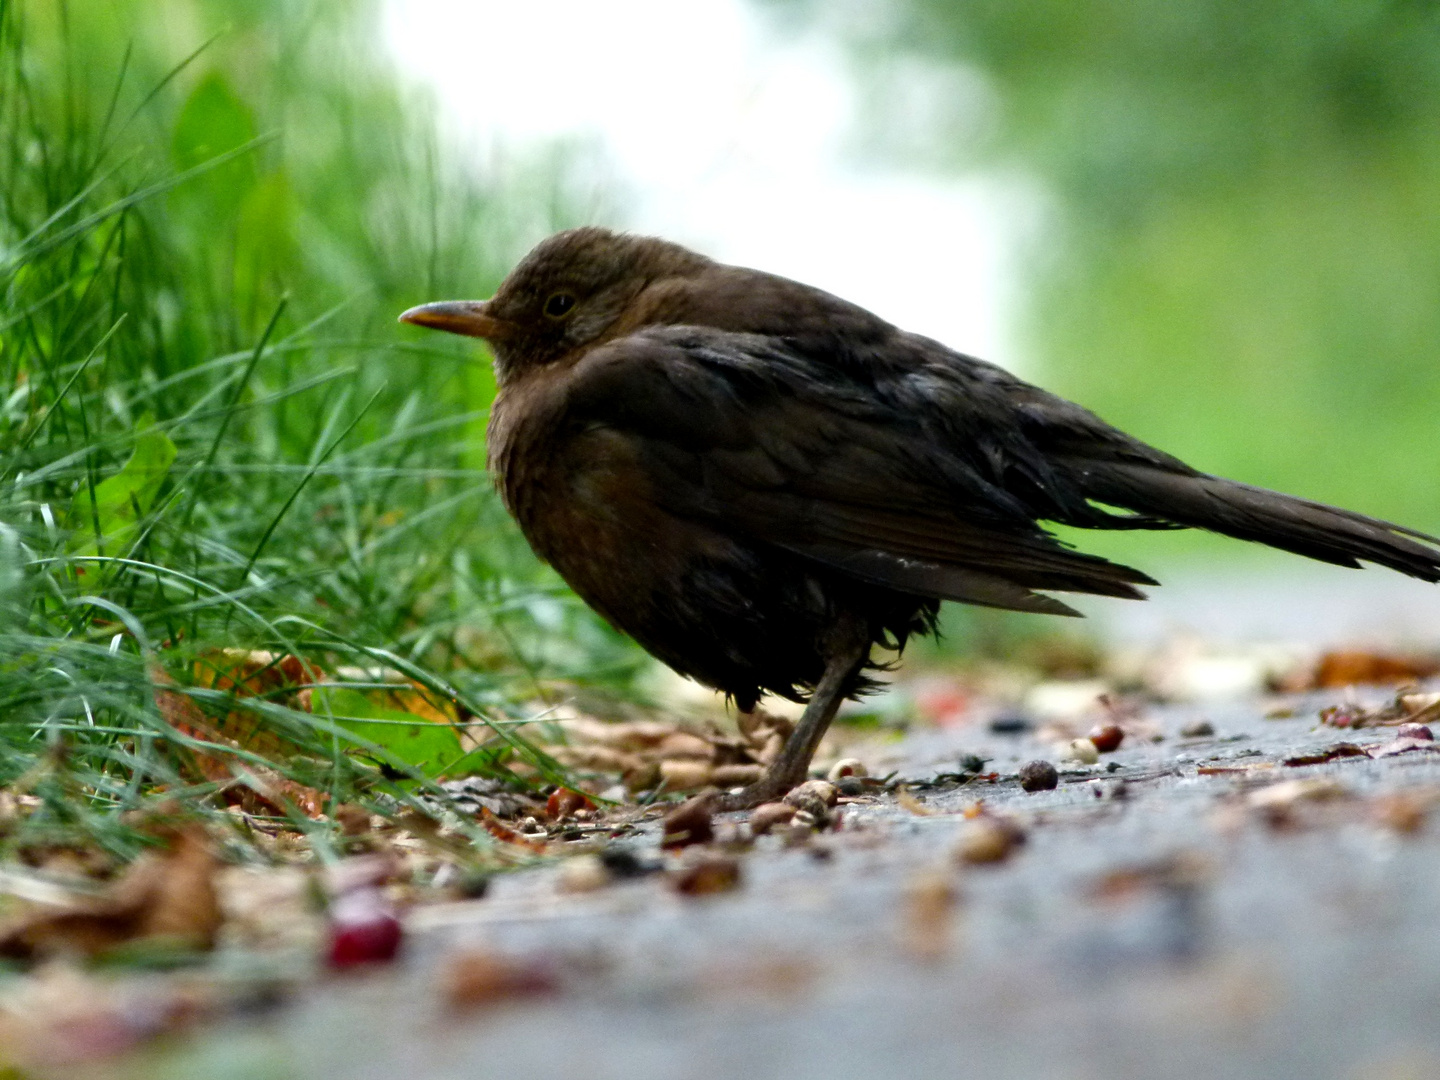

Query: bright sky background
[[383, 0, 1035, 371]]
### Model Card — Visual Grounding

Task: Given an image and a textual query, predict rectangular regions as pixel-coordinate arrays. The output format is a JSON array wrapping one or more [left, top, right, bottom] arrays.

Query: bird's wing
[[560, 326, 1159, 616]]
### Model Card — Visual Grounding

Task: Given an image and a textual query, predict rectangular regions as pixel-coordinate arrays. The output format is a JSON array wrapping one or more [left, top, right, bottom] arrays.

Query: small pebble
[[660, 795, 715, 849], [599, 847, 661, 879], [456, 869, 491, 899], [955, 816, 1026, 865], [1018, 760, 1058, 793], [749, 802, 798, 835], [827, 758, 868, 781], [557, 855, 609, 893], [989, 713, 1031, 735], [784, 780, 838, 820], [1179, 720, 1215, 738], [1065, 738, 1100, 765], [785, 780, 839, 808], [671, 855, 742, 896], [835, 776, 866, 797], [1087, 723, 1125, 753], [1396, 723, 1434, 741]]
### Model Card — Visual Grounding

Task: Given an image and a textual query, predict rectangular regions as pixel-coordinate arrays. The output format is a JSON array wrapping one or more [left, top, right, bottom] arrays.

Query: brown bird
[[401, 227, 1440, 809]]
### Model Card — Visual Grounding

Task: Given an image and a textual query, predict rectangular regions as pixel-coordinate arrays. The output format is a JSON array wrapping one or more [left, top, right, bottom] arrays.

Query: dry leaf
[[1309, 651, 1440, 689], [443, 950, 559, 1010], [1370, 736, 1440, 759], [1247, 778, 1348, 811], [152, 666, 328, 817], [0, 826, 221, 962], [1283, 743, 1371, 766], [902, 870, 960, 961], [477, 807, 548, 852], [671, 854, 741, 896], [896, 788, 936, 816], [660, 795, 715, 849]]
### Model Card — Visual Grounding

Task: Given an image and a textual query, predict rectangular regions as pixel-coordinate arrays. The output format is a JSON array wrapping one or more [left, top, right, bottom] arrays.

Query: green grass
[[0, 0, 642, 868]]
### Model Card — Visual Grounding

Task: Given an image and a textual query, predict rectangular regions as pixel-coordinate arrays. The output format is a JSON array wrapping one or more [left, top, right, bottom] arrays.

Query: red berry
[[1087, 722, 1124, 753], [327, 889, 402, 968]]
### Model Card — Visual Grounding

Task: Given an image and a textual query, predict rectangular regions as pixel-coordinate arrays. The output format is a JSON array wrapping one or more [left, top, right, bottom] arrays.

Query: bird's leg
[[717, 614, 872, 812]]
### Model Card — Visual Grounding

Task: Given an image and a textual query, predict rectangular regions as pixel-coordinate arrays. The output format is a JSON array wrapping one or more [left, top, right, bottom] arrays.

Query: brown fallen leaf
[[1247, 778, 1350, 828], [152, 667, 328, 818], [1197, 763, 1276, 775], [1089, 851, 1211, 902], [1402, 693, 1440, 725], [1248, 778, 1349, 808], [896, 788, 937, 816], [658, 759, 713, 791], [477, 807, 548, 852], [660, 795, 715, 849], [1369, 736, 1440, 759], [1283, 743, 1371, 766], [1310, 650, 1440, 689], [711, 763, 764, 787], [1372, 791, 1434, 834], [748, 802, 797, 835], [694, 955, 820, 1000], [901, 870, 960, 961], [656, 731, 716, 761], [545, 787, 595, 821], [0, 825, 221, 962], [443, 949, 560, 1010]]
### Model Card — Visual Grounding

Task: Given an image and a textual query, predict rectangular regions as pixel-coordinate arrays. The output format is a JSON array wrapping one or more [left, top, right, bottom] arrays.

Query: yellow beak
[[398, 299, 509, 340]]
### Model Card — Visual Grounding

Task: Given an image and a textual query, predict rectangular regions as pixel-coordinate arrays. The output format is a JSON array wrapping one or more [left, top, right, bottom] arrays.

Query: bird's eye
[[543, 292, 576, 319]]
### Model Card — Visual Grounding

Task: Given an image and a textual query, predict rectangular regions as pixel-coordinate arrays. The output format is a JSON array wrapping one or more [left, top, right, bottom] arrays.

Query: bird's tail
[[1069, 461, 1440, 582]]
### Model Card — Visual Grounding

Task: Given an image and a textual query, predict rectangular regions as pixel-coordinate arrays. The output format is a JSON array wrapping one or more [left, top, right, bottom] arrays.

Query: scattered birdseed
[[1018, 761, 1058, 792]]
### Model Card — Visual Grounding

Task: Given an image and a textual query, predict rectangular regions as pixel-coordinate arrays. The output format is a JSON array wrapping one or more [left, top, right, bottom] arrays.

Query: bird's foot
[[713, 766, 809, 812]]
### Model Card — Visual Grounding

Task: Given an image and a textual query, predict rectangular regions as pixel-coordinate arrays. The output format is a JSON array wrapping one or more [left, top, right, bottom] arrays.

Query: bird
[[400, 227, 1440, 809]]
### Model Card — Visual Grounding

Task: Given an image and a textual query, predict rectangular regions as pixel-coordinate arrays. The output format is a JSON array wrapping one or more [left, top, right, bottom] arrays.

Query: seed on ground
[[1087, 723, 1124, 753], [1018, 760, 1058, 792]]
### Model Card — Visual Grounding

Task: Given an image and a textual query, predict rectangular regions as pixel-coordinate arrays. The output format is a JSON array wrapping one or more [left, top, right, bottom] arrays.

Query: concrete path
[[170, 678, 1440, 1080]]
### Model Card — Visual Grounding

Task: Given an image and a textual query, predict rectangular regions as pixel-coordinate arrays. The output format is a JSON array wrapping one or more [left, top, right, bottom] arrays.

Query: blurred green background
[[770, 0, 1440, 561]]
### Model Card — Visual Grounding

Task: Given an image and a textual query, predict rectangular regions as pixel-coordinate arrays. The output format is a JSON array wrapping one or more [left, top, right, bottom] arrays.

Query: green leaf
[[311, 687, 465, 779], [233, 171, 297, 329], [170, 71, 258, 216], [69, 417, 177, 556]]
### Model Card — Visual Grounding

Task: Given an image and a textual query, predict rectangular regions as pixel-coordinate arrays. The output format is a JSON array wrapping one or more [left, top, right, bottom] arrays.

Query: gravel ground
[[152, 677, 1440, 1080]]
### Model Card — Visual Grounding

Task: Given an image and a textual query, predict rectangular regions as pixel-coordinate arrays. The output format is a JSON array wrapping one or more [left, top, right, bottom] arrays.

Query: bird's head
[[399, 227, 709, 381]]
